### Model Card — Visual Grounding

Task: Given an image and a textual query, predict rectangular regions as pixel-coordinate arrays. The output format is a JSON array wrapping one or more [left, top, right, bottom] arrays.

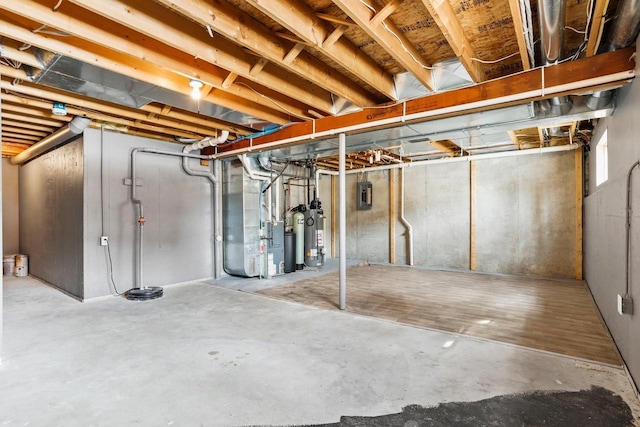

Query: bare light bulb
[[189, 79, 203, 100]]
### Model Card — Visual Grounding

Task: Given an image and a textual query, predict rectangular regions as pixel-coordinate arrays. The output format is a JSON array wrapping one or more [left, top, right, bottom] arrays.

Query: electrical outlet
[[100, 236, 109, 246], [617, 294, 634, 315]]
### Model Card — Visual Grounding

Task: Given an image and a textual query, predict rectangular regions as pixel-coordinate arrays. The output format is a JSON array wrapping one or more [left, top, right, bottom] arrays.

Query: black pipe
[[626, 160, 640, 295]]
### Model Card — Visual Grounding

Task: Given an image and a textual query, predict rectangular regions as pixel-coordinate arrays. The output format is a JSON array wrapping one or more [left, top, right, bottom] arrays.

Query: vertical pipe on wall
[[339, 133, 347, 310], [399, 168, 414, 265], [626, 160, 640, 296], [470, 161, 477, 271], [389, 169, 396, 264], [214, 159, 223, 279]]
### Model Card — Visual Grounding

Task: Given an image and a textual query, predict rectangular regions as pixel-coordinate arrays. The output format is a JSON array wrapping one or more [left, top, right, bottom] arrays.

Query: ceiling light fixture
[[189, 79, 203, 100]]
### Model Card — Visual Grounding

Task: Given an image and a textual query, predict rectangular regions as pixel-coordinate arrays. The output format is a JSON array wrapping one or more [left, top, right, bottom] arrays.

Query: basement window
[[596, 129, 608, 186]]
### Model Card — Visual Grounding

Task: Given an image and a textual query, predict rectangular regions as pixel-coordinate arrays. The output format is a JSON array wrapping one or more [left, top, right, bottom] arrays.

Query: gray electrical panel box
[[357, 181, 373, 210]]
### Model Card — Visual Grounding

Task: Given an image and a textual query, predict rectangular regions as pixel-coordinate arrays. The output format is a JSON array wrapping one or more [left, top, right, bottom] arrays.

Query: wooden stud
[[322, 25, 348, 49], [283, 43, 306, 65], [586, 0, 610, 57], [370, 0, 401, 27], [249, 58, 269, 77], [575, 147, 583, 280], [222, 72, 238, 89], [507, 0, 532, 70], [315, 13, 355, 27]]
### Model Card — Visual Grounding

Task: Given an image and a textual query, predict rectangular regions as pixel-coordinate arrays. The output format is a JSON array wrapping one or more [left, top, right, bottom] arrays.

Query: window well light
[[189, 79, 203, 100]]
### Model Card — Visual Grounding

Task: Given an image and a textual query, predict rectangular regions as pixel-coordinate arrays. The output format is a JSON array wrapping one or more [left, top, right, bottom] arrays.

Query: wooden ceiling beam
[[245, 0, 397, 100], [586, 0, 610, 56], [0, 39, 45, 69], [2, 126, 49, 137], [1, 74, 223, 138], [216, 47, 636, 157], [61, 0, 336, 114], [0, 107, 70, 126], [507, 0, 532, 70], [420, 0, 486, 82], [0, 13, 294, 127], [1, 119, 56, 133], [2, 132, 40, 141], [332, 0, 434, 90], [3, 91, 223, 141], [154, 0, 380, 107]]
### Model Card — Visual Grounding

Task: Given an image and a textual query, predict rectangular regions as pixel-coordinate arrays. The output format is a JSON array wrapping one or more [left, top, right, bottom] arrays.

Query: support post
[[339, 133, 347, 310]]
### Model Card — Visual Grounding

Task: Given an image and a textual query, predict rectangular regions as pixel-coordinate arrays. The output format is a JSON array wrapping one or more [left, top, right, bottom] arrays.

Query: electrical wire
[[236, 82, 314, 120], [105, 244, 124, 296], [470, 52, 520, 64]]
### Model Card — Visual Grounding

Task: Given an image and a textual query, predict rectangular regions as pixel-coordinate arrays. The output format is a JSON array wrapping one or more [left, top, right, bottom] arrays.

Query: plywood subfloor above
[[255, 264, 621, 366]]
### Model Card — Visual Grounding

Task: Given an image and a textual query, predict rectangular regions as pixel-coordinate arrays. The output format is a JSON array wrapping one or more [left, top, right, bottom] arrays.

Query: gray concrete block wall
[[584, 75, 640, 389], [83, 128, 214, 299], [19, 139, 85, 298]]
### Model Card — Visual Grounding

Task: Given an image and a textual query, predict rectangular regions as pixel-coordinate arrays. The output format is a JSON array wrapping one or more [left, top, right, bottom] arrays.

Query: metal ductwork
[[10, 116, 91, 165], [539, 0, 566, 65], [606, 0, 640, 51], [538, 0, 572, 115], [588, 0, 640, 110]]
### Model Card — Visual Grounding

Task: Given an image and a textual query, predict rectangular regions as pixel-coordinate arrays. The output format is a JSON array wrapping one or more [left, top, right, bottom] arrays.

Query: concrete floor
[[1, 268, 639, 426]]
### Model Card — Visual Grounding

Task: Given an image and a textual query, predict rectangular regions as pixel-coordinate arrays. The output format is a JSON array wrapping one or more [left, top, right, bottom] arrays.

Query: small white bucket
[[14, 254, 28, 277], [3, 255, 15, 276]]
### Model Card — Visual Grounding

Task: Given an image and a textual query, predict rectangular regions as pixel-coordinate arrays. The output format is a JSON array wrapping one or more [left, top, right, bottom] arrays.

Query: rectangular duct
[[222, 160, 261, 277]]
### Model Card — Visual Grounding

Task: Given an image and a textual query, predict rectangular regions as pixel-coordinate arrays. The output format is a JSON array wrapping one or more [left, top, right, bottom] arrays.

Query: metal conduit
[[626, 160, 640, 299]]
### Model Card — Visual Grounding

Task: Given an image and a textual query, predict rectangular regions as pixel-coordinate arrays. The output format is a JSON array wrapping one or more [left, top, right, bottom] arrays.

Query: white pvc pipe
[[339, 133, 347, 310], [399, 168, 414, 266]]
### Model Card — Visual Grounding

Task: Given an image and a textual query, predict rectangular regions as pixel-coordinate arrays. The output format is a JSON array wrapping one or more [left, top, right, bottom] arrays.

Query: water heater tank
[[293, 209, 305, 270], [304, 199, 324, 268]]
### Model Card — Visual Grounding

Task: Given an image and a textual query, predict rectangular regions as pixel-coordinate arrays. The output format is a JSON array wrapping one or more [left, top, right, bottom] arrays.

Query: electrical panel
[[357, 181, 373, 210]]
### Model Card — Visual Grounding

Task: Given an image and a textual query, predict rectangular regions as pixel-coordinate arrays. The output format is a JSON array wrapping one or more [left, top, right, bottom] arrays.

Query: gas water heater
[[304, 199, 324, 268]]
